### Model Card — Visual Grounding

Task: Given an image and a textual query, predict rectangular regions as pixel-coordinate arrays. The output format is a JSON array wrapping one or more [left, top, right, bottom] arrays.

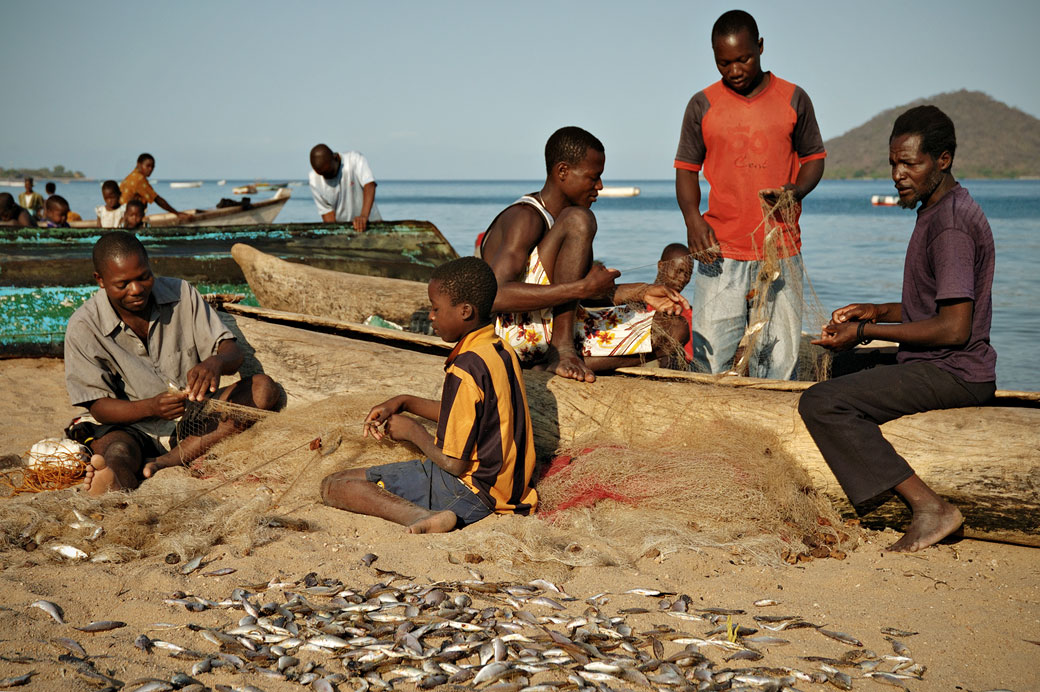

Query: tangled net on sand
[[0, 439, 90, 495]]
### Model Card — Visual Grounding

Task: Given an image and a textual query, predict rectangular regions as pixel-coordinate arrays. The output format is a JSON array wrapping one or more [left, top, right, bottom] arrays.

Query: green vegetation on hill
[[823, 90, 1040, 179], [0, 164, 85, 180]]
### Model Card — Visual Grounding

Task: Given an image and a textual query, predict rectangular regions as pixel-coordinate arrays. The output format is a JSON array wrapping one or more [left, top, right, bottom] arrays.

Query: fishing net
[[168, 395, 274, 467], [0, 439, 90, 495], [638, 189, 833, 380]]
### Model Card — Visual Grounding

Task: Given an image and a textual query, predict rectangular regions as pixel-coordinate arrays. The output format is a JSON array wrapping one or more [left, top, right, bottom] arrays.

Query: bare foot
[[407, 510, 458, 534], [887, 502, 963, 552], [83, 454, 119, 496], [142, 456, 182, 479], [537, 347, 596, 383]]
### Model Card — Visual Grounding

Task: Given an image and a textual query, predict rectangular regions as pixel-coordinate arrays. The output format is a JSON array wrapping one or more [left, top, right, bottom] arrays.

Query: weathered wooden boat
[[232, 243, 432, 326], [219, 303, 1040, 547], [67, 188, 291, 229], [0, 217, 459, 287]]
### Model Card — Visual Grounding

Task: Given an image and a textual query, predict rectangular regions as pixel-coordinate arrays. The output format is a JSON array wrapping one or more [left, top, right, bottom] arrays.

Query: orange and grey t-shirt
[[436, 324, 537, 514], [119, 168, 158, 206], [674, 73, 826, 260]]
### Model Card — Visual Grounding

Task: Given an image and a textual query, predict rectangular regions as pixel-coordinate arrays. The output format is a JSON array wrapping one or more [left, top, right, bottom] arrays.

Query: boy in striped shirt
[[320, 257, 538, 533]]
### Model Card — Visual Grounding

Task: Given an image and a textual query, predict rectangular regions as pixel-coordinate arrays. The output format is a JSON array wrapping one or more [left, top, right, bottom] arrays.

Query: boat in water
[[871, 194, 899, 206], [66, 188, 291, 229], [170, 181, 203, 189], [599, 186, 641, 198]]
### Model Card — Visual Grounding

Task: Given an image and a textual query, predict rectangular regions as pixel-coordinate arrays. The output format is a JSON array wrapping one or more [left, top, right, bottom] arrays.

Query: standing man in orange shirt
[[675, 10, 826, 380], [119, 153, 192, 222]]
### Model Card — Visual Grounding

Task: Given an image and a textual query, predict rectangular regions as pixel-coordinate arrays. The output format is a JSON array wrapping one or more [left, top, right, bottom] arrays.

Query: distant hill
[[822, 90, 1040, 179], [0, 164, 85, 180]]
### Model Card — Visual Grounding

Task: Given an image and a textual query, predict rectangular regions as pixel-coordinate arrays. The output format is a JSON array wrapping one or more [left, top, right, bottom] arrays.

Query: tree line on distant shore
[[1, 165, 85, 180]]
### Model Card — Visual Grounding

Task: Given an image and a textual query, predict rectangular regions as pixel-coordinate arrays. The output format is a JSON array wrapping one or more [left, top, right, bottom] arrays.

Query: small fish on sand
[[50, 544, 88, 560], [74, 621, 126, 633], [180, 556, 204, 575], [30, 600, 65, 624], [0, 671, 36, 688], [818, 628, 864, 647], [51, 637, 87, 657]]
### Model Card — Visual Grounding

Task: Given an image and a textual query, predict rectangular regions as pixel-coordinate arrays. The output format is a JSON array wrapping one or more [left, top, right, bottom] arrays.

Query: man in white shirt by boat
[[308, 143, 381, 231]]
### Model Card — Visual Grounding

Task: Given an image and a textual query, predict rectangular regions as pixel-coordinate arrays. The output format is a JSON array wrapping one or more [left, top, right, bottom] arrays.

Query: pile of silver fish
[[21, 564, 928, 692]]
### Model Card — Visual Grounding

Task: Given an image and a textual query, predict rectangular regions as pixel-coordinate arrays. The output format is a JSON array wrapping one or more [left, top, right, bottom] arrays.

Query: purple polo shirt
[[897, 184, 996, 382]]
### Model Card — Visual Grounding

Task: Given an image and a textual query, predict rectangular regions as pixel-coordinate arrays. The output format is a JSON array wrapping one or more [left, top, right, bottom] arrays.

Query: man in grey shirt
[[64, 231, 281, 495]]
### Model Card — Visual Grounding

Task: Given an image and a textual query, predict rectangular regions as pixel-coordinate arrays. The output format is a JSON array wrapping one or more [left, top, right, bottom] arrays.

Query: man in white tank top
[[479, 127, 690, 383]]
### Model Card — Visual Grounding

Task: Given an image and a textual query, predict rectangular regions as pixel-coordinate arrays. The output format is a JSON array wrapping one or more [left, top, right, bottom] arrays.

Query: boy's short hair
[[24, 176, 33, 184], [45, 182, 56, 194], [45, 195, 69, 212], [431, 257, 498, 321], [890, 105, 957, 165], [137, 152, 155, 165], [545, 126, 604, 175], [93, 231, 148, 272], [101, 180, 120, 195], [125, 199, 146, 213], [711, 9, 759, 43]]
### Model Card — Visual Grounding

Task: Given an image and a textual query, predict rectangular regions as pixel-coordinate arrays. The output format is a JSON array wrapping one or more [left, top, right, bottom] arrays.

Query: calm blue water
[[15, 178, 1040, 391]]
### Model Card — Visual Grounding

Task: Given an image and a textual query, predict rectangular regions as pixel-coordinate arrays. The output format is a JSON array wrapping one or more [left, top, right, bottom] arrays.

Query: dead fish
[[50, 544, 88, 560], [819, 628, 863, 647], [624, 588, 673, 597], [30, 599, 65, 624], [527, 596, 565, 610], [0, 671, 36, 688], [725, 649, 764, 662], [127, 682, 174, 692], [202, 568, 236, 577], [887, 637, 912, 657], [134, 634, 153, 652], [867, 671, 910, 688], [696, 607, 745, 615], [52, 637, 88, 657], [753, 599, 780, 607], [821, 664, 853, 690], [74, 620, 126, 632], [180, 556, 204, 575], [361, 553, 378, 567], [743, 635, 790, 646], [880, 626, 918, 637]]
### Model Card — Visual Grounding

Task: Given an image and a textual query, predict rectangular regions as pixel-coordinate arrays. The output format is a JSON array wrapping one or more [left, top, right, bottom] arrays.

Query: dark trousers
[[798, 361, 995, 508]]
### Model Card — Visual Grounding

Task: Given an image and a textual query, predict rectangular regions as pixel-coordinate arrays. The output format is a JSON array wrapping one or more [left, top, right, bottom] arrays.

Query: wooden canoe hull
[[219, 304, 1040, 547], [0, 218, 459, 287], [232, 243, 433, 326]]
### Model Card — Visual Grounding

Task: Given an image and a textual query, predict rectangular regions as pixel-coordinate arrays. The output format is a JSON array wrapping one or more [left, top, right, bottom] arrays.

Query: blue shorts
[[365, 459, 493, 528]]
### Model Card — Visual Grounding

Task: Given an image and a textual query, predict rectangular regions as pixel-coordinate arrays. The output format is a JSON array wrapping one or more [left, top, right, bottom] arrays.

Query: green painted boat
[[0, 219, 459, 287]]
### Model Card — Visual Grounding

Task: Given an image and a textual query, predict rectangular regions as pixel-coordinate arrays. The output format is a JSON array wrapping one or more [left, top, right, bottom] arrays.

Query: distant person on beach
[[0, 193, 35, 227], [45, 181, 56, 197], [799, 106, 995, 552], [95, 180, 126, 228], [675, 10, 826, 379], [320, 257, 537, 533], [479, 126, 690, 383], [119, 153, 191, 221], [18, 177, 44, 219], [123, 199, 146, 230], [308, 143, 381, 230], [64, 231, 281, 496], [38, 195, 71, 228]]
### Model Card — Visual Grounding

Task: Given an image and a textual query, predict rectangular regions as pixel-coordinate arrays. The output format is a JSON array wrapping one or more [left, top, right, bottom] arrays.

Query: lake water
[[8, 178, 1039, 391]]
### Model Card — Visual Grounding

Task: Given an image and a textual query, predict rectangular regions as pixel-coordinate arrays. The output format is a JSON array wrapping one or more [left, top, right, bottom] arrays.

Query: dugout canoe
[[0, 216, 459, 287], [232, 242, 433, 326], [218, 302, 1040, 547]]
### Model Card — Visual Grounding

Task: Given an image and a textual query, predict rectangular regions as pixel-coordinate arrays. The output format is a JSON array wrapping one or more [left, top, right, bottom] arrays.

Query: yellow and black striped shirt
[[436, 324, 537, 514]]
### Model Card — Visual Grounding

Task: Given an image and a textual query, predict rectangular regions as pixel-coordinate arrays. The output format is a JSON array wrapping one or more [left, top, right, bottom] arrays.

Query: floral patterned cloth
[[495, 247, 654, 362]]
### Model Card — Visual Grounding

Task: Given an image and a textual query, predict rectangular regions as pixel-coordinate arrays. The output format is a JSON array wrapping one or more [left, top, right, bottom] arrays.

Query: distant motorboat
[[232, 184, 257, 195], [170, 181, 203, 189], [871, 194, 899, 206], [217, 179, 227, 186], [599, 186, 641, 198]]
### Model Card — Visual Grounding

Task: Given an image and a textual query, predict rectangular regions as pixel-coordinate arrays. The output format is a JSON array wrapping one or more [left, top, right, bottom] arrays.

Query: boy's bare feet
[[142, 456, 181, 479], [888, 502, 963, 552], [82, 454, 118, 496], [407, 510, 457, 534]]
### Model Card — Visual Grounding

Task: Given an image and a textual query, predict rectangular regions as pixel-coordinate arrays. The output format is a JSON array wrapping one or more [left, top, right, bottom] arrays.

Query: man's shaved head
[[92, 231, 149, 273], [310, 144, 340, 177]]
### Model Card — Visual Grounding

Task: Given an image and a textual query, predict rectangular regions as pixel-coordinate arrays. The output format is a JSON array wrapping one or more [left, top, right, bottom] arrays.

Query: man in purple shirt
[[799, 106, 996, 552]]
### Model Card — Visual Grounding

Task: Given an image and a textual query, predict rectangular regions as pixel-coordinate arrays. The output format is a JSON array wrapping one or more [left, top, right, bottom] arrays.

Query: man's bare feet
[[142, 456, 182, 479], [888, 502, 963, 552], [82, 454, 119, 496], [407, 510, 458, 534], [537, 347, 596, 383]]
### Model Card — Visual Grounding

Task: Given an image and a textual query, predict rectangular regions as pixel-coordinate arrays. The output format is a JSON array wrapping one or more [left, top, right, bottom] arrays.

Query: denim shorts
[[365, 459, 493, 528]]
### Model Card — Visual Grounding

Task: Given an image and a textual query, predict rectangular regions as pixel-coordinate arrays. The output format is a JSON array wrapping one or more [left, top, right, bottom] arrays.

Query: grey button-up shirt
[[64, 276, 233, 414]]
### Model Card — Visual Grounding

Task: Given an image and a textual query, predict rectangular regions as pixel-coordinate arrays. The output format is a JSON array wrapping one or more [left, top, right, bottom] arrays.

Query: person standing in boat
[[18, 177, 44, 220], [799, 106, 996, 552], [480, 126, 690, 383], [308, 143, 381, 231], [119, 153, 192, 222], [674, 9, 826, 379]]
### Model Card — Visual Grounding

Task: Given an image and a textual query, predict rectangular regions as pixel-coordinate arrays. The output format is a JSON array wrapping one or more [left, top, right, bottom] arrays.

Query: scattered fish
[[880, 626, 918, 637], [0, 671, 35, 688], [51, 637, 87, 657], [30, 599, 65, 624], [74, 620, 126, 632], [819, 628, 864, 647], [50, 544, 88, 560], [180, 556, 204, 575], [202, 568, 236, 577], [753, 599, 780, 607]]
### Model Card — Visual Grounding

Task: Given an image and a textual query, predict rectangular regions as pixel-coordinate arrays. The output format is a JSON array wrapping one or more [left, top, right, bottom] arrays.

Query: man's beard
[[898, 167, 945, 209]]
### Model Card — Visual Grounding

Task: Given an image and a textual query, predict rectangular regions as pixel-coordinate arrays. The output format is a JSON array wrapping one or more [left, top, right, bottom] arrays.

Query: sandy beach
[[0, 356, 1037, 691]]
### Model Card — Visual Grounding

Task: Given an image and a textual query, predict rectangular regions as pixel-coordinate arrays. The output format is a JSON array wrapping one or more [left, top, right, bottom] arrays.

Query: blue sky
[[2, 0, 1037, 180]]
